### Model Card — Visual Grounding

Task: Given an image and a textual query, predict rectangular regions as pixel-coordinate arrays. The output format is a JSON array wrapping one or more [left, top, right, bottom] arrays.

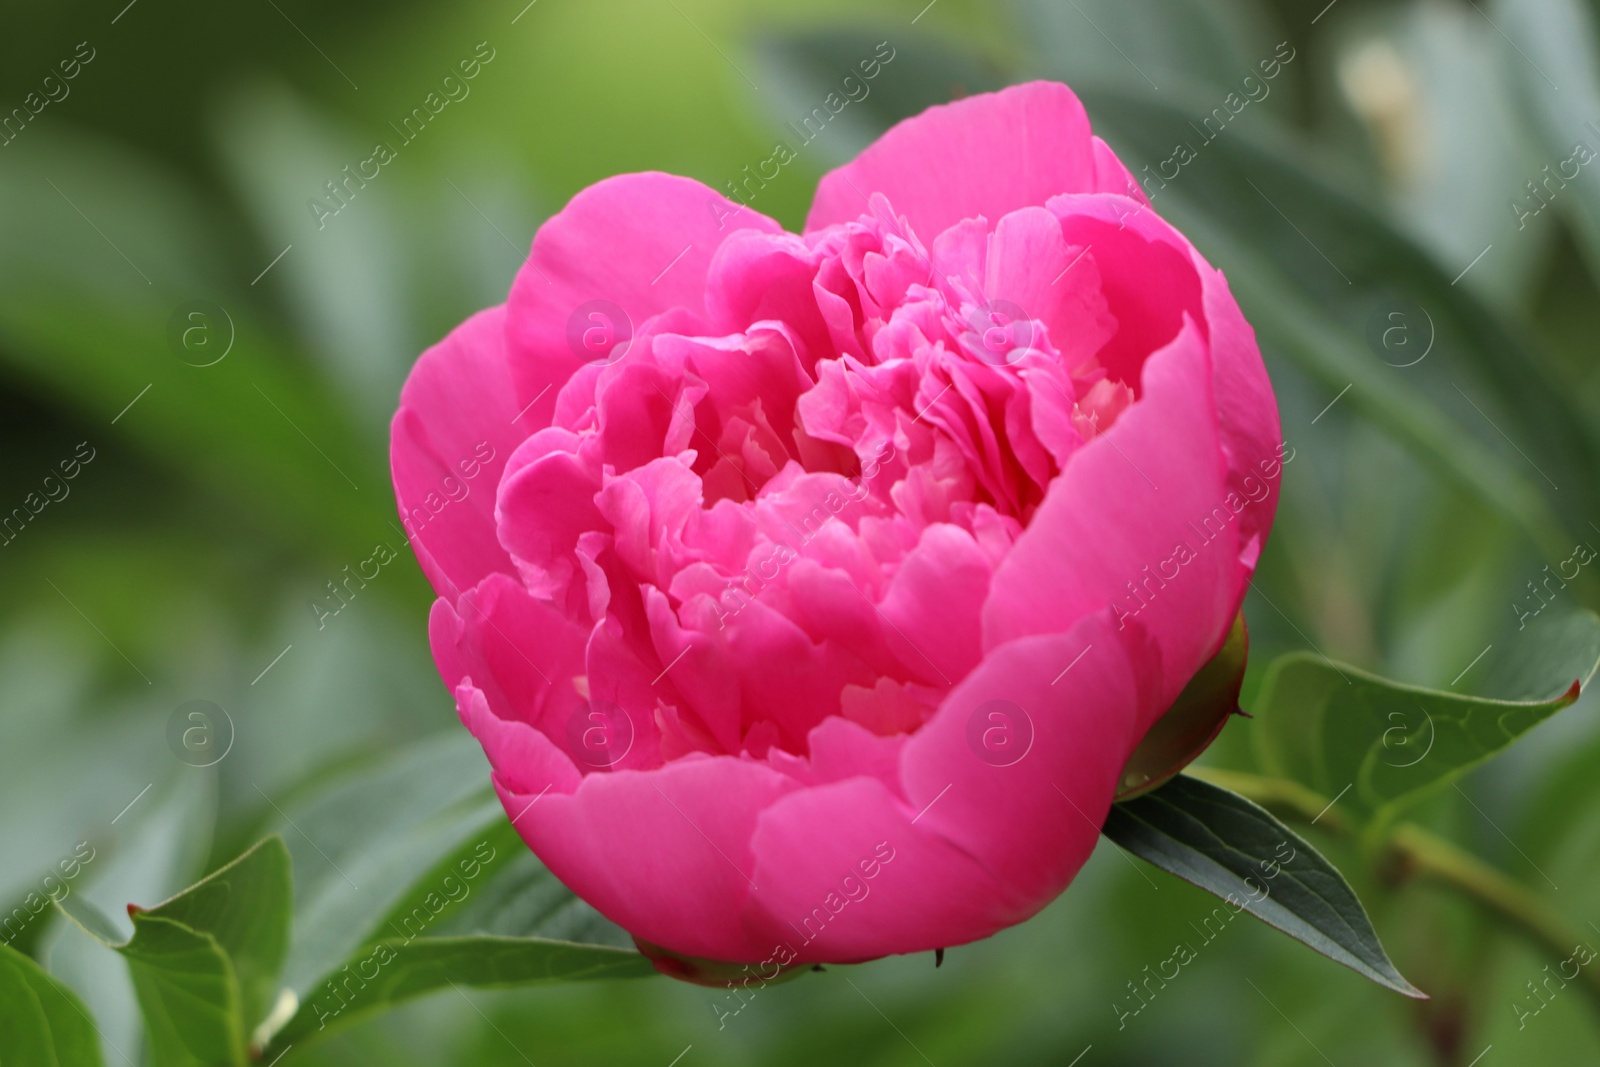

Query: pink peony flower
[[392, 81, 1281, 974]]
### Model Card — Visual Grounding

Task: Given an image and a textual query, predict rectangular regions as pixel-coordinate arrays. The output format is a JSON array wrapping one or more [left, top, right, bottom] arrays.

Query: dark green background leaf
[[1105, 774, 1422, 997]]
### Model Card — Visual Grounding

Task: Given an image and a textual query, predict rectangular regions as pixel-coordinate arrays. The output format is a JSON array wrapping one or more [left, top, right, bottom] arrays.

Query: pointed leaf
[[1104, 774, 1423, 997], [55, 837, 294, 1067], [269, 825, 649, 1049], [267, 732, 506, 997], [1255, 610, 1600, 818], [117, 918, 245, 1067], [129, 835, 292, 1030], [270, 932, 651, 1050]]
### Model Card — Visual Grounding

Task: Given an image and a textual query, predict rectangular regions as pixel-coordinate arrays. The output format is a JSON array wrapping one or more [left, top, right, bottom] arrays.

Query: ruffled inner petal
[[470, 181, 1255, 770]]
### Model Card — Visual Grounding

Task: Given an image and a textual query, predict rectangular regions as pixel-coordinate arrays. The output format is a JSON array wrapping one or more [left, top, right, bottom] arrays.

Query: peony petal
[[899, 611, 1148, 910], [1047, 194, 1206, 396], [391, 305, 525, 598], [1056, 193, 1280, 598], [704, 231, 835, 364], [983, 319, 1241, 726], [876, 522, 991, 685], [806, 82, 1130, 240], [741, 776, 1015, 963], [428, 574, 589, 740], [501, 755, 802, 962], [737, 613, 1146, 964], [495, 436, 605, 606], [456, 682, 583, 797], [1201, 267, 1283, 562], [985, 206, 1117, 373], [505, 173, 782, 428]]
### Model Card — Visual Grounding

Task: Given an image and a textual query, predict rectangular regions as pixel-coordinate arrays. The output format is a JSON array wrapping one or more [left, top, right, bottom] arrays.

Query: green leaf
[[0, 941, 108, 1067], [263, 736, 649, 1053], [1254, 610, 1600, 820], [55, 837, 294, 1067], [127, 836, 292, 1033], [25, 766, 219, 1066], [267, 732, 505, 997], [1104, 774, 1423, 997], [118, 917, 245, 1067], [267, 825, 650, 1049], [270, 932, 652, 1050]]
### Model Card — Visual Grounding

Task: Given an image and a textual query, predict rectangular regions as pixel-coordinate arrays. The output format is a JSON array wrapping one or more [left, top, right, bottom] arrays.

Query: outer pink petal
[[983, 319, 1239, 728], [740, 776, 1011, 963], [1047, 192, 1280, 567], [1201, 267, 1282, 562], [738, 610, 1144, 963], [899, 612, 1148, 910], [806, 81, 1137, 239], [1048, 195, 1206, 396], [390, 306, 525, 599], [504, 173, 783, 427], [1055, 194, 1282, 586], [500, 756, 803, 962]]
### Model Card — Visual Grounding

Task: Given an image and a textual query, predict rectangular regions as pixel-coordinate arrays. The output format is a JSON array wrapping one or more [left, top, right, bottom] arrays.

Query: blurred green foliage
[[6, 0, 1600, 1062]]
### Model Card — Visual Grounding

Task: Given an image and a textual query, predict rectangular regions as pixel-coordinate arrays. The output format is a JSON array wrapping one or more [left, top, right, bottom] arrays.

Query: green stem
[[1195, 768, 1600, 1017]]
